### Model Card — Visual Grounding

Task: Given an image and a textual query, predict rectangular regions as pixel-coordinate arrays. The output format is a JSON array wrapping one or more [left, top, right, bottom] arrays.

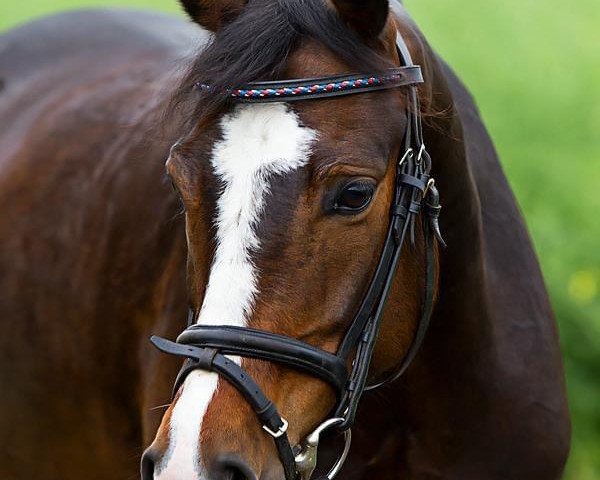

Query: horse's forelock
[[167, 0, 395, 130]]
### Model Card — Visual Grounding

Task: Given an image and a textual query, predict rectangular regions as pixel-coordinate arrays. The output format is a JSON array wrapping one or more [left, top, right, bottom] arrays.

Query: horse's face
[[145, 1, 429, 479]]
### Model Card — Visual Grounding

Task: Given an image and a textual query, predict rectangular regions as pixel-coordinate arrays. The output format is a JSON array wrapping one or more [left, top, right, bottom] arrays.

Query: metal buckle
[[399, 148, 414, 166], [262, 418, 289, 438], [295, 418, 352, 480], [424, 178, 435, 195], [416, 143, 426, 163]]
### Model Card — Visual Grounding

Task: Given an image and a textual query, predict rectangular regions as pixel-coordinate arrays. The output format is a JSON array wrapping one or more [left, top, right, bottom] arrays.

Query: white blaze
[[155, 103, 317, 479]]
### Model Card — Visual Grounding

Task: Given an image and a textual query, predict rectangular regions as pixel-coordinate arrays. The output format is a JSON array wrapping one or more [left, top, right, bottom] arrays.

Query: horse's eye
[[334, 180, 375, 214]]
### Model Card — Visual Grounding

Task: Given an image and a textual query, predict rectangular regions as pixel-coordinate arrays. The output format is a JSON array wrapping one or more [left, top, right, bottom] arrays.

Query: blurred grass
[[1, 1, 599, 478]]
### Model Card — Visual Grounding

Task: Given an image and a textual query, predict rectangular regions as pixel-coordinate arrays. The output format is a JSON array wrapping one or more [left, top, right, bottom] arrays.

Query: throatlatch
[[151, 22, 443, 480]]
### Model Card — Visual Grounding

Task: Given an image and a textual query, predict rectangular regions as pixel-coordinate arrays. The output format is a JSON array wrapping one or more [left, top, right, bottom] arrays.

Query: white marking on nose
[[155, 103, 317, 479], [155, 371, 218, 479]]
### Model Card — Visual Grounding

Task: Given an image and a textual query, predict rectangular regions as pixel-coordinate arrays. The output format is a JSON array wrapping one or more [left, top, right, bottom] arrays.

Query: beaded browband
[[195, 65, 423, 102]]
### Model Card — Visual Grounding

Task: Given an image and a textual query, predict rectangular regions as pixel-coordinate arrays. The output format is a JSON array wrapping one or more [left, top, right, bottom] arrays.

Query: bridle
[[151, 27, 443, 480], [149, 23, 444, 480]]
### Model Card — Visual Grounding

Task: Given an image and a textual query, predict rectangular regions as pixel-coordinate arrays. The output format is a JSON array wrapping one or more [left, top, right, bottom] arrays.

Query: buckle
[[416, 143, 426, 163], [399, 148, 414, 166], [263, 418, 289, 438]]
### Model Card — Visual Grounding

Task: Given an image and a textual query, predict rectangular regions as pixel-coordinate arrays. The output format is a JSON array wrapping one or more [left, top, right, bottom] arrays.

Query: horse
[[0, 1, 570, 479]]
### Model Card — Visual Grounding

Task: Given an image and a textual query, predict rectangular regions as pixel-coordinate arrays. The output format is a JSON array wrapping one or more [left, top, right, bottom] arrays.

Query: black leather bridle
[[150, 25, 444, 480]]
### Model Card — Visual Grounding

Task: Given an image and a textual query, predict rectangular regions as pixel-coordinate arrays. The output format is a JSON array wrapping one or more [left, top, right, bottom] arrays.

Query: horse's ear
[[329, 0, 390, 38], [179, 0, 247, 31]]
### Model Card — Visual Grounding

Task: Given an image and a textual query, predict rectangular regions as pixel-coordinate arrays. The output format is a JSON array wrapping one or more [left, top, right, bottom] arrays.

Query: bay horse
[[0, 1, 570, 479]]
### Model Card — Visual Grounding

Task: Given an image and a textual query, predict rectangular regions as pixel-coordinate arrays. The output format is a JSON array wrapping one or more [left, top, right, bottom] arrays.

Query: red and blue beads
[[196, 72, 407, 100]]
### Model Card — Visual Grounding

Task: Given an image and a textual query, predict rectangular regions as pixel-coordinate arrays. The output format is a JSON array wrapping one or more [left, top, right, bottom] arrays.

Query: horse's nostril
[[216, 455, 258, 480], [227, 470, 246, 480], [140, 448, 157, 480]]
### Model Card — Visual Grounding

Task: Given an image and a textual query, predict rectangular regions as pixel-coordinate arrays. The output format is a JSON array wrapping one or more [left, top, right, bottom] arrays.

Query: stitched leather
[[177, 325, 349, 395], [235, 66, 424, 103], [398, 173, 427, 191]]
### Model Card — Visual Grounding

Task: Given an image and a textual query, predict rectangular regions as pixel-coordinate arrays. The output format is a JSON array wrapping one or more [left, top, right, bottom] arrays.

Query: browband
[[195, 65, 423, 102]]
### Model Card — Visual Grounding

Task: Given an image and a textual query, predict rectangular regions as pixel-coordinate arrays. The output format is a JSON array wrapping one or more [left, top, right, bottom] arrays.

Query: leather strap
[[398, 173, 428, 191], [331, 26, 434, 431], [150, 336, 298, 480], [177, 325, 349, 396], [234, 66, 423, 103], [365, 218, 437, 390]]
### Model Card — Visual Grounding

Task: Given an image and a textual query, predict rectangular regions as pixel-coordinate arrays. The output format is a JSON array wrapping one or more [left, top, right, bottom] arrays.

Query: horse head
[[142, 0, 439, 478]]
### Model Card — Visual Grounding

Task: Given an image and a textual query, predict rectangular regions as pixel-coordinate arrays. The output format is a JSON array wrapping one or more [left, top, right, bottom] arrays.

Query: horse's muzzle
[[141, 447, 258, 480]]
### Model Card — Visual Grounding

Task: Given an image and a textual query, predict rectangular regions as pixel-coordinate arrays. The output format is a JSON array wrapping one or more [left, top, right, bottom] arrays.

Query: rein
[[151, 27, 444, 480]]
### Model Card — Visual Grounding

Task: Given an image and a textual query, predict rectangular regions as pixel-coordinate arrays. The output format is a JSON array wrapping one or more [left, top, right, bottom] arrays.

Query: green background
[[1, 0, 598, 478]]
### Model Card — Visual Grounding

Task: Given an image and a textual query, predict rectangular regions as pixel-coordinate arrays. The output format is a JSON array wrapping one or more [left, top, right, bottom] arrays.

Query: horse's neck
[[371, 28, 569, 476]]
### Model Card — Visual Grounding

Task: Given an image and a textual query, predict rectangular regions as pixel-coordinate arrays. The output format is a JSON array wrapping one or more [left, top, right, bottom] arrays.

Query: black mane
[[170, 0, 393, 126]]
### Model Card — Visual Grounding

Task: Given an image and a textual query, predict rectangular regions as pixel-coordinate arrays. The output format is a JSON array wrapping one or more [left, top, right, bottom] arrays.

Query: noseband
[[151, 28, 444, 480]]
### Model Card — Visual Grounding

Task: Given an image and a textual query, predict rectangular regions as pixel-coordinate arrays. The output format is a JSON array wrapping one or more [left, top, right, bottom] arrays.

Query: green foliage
[[1, 0, 598, 478]]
